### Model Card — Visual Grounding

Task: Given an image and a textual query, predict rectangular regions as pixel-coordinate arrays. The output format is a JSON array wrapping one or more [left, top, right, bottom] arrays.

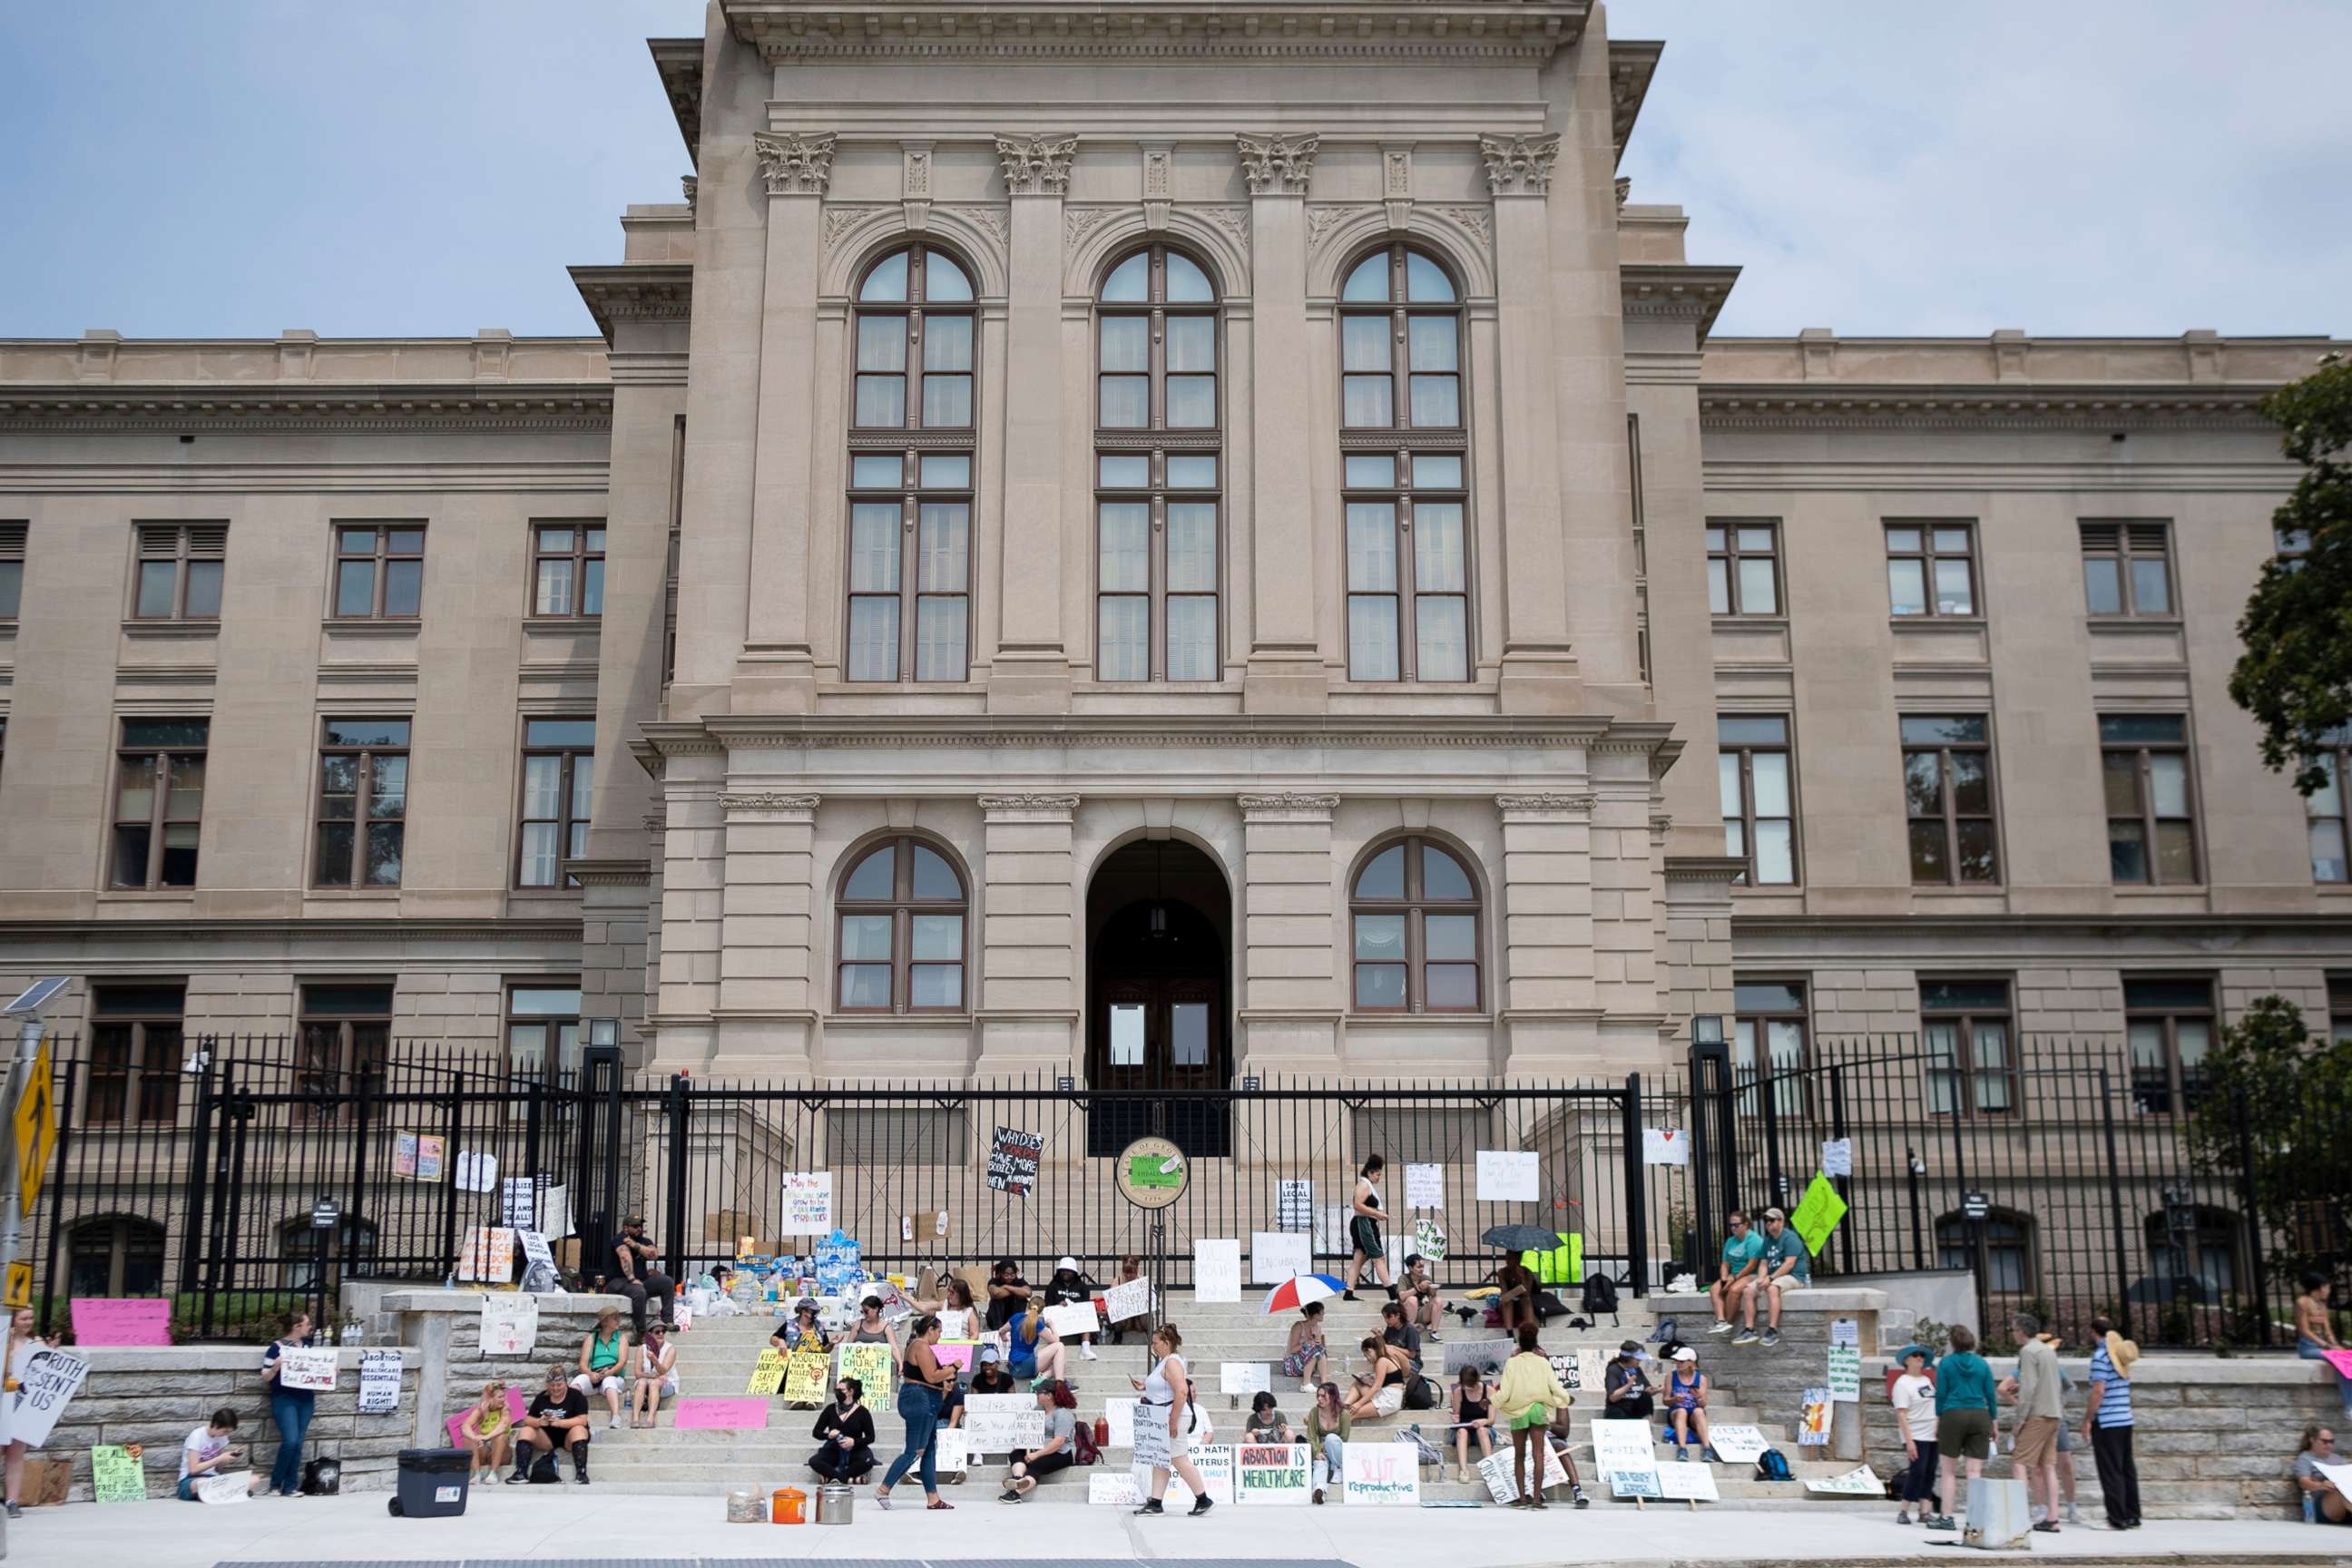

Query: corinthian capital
[[1478, 132, 1563, 197], [1236, 132, 1320, 197], [995, 133, 1078, 197], [753, 132, 837, 197]]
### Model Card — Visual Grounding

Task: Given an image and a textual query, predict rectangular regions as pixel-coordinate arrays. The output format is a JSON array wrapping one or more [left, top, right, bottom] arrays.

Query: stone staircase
[[580, 1289, 1884, 1508]]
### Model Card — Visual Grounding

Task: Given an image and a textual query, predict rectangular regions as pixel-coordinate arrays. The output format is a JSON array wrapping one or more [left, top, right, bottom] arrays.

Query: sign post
[[0, 968, 68, 1568], [1114, 1135, 1187, 1318]]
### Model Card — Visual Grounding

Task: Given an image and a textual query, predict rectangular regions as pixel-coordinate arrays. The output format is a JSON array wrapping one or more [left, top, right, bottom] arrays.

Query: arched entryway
[[1084, 838, 1231, 1156]]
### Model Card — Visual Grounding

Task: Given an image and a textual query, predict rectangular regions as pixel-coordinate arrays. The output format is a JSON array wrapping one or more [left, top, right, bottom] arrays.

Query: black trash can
[[388, 1446, 473, 1517]]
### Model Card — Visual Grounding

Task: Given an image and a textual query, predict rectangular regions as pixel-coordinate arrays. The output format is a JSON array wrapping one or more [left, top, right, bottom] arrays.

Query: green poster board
[[1790, 1171, 1848, 1256], [92, 1443, 146, 1504], [1126, 1153, 1183, 1190]]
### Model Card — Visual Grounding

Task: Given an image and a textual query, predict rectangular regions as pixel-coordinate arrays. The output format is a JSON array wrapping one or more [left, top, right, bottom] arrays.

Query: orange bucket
[[771, 1485, 808, 1524]]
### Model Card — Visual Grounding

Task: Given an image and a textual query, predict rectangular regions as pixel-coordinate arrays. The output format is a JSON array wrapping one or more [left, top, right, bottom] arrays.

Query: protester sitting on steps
[[1708, 1210, 1762, 1338], [1492, 1256, 1539, 1337], [1400, 1254, 1444, 1341], [1004, 1306, 1068, 1382], [1543, 1405, 1593, 1508], [1496, 1324, 1575, 1508], [985, 1258, 1033, 1336], [459, 1381, 514, 1483], [1246, 1390, 1293, 1444], [999, 1377, 1080, 1502], [1922, 1324, 1997, 1531], [1889, 1343, 1941, 1526], [514, 1362, 593, 1485], [809, 1376, 877, 1483], [1306, 1382, 1350, 1504], [176, 1406, 267, 1501], [611, 1215, 675, 1338], [1380, 1300, 1424, 1372], [1604, 1338, 1655, 1423], [2296, 1426, 2348, 1524], [1730, 1207, 1808, 1347], [629, 1321, 678, 1428], [1041, 1256, 1102, 1362], [2298, 1272, 2352, 1418], [1345, 1335, 1413, 1420], [773, 1298, 830, 1357], [1107, 1254, 1151, 1346], [573, 1308, 632, 1430], [1663, 1346, 1719, 1461], [931, 1276, 981, 1342], [1282, 1300, 1328, 1392], [848, 1295, 901, 1357], [1451, 1364, 1498, 1482], [968, 1343, 1017, 1396]]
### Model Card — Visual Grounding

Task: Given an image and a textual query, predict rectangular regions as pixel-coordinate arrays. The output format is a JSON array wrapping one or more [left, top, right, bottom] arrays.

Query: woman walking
[[877, 1314, 958, 1510], [259, 1310, 318, 1497], [1495, 1325, 1575, 1507], [1345, 1155, 1396, 1302], [1131, 1324, 1213, 1515]]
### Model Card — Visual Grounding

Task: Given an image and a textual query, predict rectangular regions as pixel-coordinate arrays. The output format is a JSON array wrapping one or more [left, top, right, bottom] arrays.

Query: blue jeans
[[270, 1392, 315, 1494], [881, 1384, 941, 1494], [2300, 1338, 2352, 1416]]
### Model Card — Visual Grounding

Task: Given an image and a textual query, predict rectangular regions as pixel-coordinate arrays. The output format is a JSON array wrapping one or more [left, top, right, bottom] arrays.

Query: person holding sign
[[1729, 1208, 1808, 1348], [1106, 1254, 1151, 1345], [876, 1314, 959, 1511], [459, 1382, 515, 1482], [809, 1376, 878, 1483], [1450, 1366, 1498, 1482], [629, 1322, 679, 1428], [2, 1306, 62, 1519], [997, 1377, 1079, 1502], [258, 1310, 319, 1497], [1041, 1257, 1101, 1362], [2294, 1426, 2348, 1524], [1131, 1324, 1213, 1515], [1495, 1325, 1575, 1508], [1343, 1155, 1397, 1304], [176, 1407, 265, 1501]]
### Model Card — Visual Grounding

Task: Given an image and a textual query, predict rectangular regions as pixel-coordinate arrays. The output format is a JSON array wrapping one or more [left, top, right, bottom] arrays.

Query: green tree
[[2187, 995, 2352, 1279], [2230, 355, 2352, 796]]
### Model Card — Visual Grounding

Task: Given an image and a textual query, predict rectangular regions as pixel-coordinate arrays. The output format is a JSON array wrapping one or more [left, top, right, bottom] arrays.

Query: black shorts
[[1352, 1216, 1383, 1255], [1013, 1448, 1075, 1478]]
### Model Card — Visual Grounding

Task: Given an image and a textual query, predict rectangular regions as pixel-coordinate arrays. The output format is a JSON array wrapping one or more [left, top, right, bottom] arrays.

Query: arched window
[[848, 244, 975, 682], [837, 836, 968, 1012], [1935, 1208, 2036, 1295], [1350, 837, 1480, 1012], [279, 1215, 378, 1291], [2144, 1203, 2242, 1298], [1338, 244, 1468, 682], [68, 1214, 165, 1298], [1094, 245, 1222, 681]]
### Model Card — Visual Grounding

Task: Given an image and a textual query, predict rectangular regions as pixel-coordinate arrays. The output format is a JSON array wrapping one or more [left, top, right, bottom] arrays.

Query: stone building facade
[[2, 0, 2346, 1134]]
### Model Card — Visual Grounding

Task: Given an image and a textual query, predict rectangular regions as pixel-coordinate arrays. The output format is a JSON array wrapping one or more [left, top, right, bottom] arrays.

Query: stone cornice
[[1237, 792, 1340, 821], [644, 713, 1677, 754], [1494, 792, 1595, 816], [649, 37, 703, 165], [1697, 385, 2282, 433], [754, 131, 837, 196], [1607, 38, 1660, 168], [0, 917, 583, 944], [569, 264, 694, 345], [719, 792, 822, 816], [996, 133, 1079, 196], [1620, 263, 1740, 343], [0, 383, 612, 434], [1479, 132, 1561, 196], [563, 858, 652, 887], [979, 793, 1082, 818], [1236, 132, 1319, 197]]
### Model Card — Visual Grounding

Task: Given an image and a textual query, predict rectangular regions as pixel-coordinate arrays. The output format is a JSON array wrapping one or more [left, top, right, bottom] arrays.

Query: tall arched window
[[848, 244, 975, 682], [68, 1214, 165, 1298], [1338, 244, 1468, 682], [1350, 837, 1480, 1012], [837, 836, 968, 1013], [1094, 244, 1222, 681], [1936, 1208, 2036, 1295]]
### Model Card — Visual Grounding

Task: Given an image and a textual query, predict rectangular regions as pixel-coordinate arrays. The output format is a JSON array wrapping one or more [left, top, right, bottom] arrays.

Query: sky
[[0, 1, 2344, 341]]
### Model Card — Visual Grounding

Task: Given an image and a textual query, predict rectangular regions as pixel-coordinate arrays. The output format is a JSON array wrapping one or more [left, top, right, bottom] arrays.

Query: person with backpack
[[1345, 1335, 1414, 1419], [1922, 1324, 1997, 1531], [1496, 1325, 1576, 1507]]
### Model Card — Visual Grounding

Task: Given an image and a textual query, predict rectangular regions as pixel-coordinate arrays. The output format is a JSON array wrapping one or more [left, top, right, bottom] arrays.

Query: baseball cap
[[1671, 1347, 1696, 1362], [978, 1345, 1001, 1363], [1762, 1207, 1787, 1222], [1057, 1256, 1079, 1273]]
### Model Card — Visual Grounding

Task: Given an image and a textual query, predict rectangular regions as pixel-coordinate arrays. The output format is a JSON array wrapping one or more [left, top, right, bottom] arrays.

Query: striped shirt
[[2085, 1345, 2133, 1427]]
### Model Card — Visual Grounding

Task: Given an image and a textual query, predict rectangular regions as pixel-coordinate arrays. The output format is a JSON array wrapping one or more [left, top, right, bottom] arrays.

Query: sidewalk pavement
[[2, 1489, 2342, 1568]]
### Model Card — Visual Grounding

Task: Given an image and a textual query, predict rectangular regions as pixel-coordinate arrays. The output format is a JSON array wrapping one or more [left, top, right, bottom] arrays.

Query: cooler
[[387, 1446, 473, 1517]]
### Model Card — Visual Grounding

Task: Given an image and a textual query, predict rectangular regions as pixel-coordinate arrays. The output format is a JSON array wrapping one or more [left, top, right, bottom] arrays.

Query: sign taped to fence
[[965, 1392, 1048, 1454], [1475, 1150, 1538, 1202], [456, 1226, 515, 1283], [394, 1132, 419, 1179], [6, 1348, 88, 1447], [1707, 1424, 1768, 1464], [1194, 1239, 1242, 1303], [779, 1171, 834, 1236], [1412, 1218, 1447, 1262], [1339, 1441, 1419, 1505], [358, 1348, 402, 1414], [1642, 1128, 1690, 1166], [91, 1443, 146, 1503], [1250, 1231, 1310, 1284], [453, 1149, 498, 1193], [516, 1229, 555, 1275], [1820, 1138, 1854, 1177], [501, 1175, 545, 1227], [838, 1342, 894, 1406], [1042, 1302, 1100, 1338], [1276, 1179, 1314, 1230], [1404, 1162, 1444, 1209], [1476, 1444, 1566, 1504], [1237, 1442, 1311, 1505], [479, 1293, 538, 1357], [745, 1348, 788, 1396], [416, 1133, 446, 1181], [986, 1126, 1044, 1196], [1790, 1172, 1847, 1257], [277, 1347, 338, 1392], [783, 1351, 830, 1404]]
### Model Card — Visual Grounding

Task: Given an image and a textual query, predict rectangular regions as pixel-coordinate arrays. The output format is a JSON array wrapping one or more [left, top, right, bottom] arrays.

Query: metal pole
[[2098, 1067, 2133, 1340], [1829, 1066, 1854, 1277], [0, 1017, 42, 1341], [178, 1047, 219, 1296], [2231, 1084, 2271, 1348], [1622, 1073, 1648, 1298], [1686, 1044, 1714, 1279], [664, 1073, 691, 1282], [1906, 1149, 1925, 1271]]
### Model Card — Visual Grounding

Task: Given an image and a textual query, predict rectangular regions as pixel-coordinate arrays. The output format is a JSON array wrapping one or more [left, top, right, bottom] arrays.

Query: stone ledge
[[79, 1344, 419, 1372], [1863, 1353, 2341, 1387], [379, 1289, 630, 1314]]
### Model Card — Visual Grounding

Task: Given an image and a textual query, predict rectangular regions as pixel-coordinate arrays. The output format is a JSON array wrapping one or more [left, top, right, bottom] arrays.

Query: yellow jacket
[[1494, 1350, 1573, 1421]]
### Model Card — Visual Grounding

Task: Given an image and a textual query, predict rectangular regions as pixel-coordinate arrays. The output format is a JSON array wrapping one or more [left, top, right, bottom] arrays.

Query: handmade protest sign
[[1250, 1231, 1310, 1284], [1820, 1138, 1854, 1177], [965, 1391, 1048, 1453], [1237, 1442, 1311, 1505], [1102, 1276, 1152, 1323], [1412, 1218, 1446, 1262], [394, 1132, 419, 1178], [92, 1444, 146, 1503], [480, 1294, 538, 1357], [1827, 1320, 1862, 1400], [1611, 1470, 1664, 1499], [2322, 1349, 2352, 1383], [1642, 1128, 1690, 1166], [779, 1171, 834, 1235], [1042, 1302, 1100, 1338], [454, 1150, 498, 1193], [1103, 1396, 1137, 1448], [1475, 1150, 1538, 1202], [1657, 1464, 1720, 1502], [933, 1428, 967, 1478], [933, 1339, 978, 1377], [1475, 1444, 1566, 1504], [1443, 1338, 1512, 1377], [195, 1474, 251, 1505], [1167, 1444, 1236, 1506], [1089, 1471, 1142, 1506], [516, 1229, 555, 1274], [1219, 1362, 1271, 1396], [1339, 1441, 1420, 1505], [2314, 1459, 2352, 1501], [1194, 1239, 1242, 1303], [985, 1126, 1044, 1196], [416, 1133, 446, 1181], [1805, 1464, 1886, 1496], [69, 1298, 169, 1346], [456, 1226, 514, 1283], [745, 1348, 788, 1396], [359, 1348, 402, 1415], [1707, 1424, 1768, 1464], [838, 1341, 894, 1406], [1275, 1179, 1314, 1230], [1132, 1405, 1171, 1469], [783, 1351, 830, 1404], [1798, 1387, 1833, 1445], [1790, 1172, 1848, 1256], [1590, 1417, 1661, 1490], [1404, 1163, 1444, 1209], [1577, 1348, 1607, 1396], [674, 1396, 770, 1429], [278, 1346, 338, 1392]]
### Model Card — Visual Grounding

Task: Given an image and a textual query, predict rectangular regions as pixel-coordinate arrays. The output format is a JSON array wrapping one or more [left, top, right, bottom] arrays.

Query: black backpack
[[528, 1450, 563, 1484], [1753, 1448, 1793, 1482], [1404, 1375, 1439, 1411], [1579, 1271, 1620, 1318]]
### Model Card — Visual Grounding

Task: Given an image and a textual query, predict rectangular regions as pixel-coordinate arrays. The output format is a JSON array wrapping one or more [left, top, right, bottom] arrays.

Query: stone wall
[[372, 1288, 631, 1450]]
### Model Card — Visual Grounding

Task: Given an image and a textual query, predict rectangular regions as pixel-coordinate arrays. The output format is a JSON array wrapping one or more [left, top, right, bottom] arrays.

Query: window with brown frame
[[1349, 837, 1480, 1012], [296, 983, 392, 1113], [132, 523, 226, 622], [2332, 975, 2352, 1046], [2302, 732, 2348, 884], [86, 983, 184, 1125], [2080, 521, 2174, 617], [110, 717, 208, 889], [333, 524, 425, 619], [67, 1215, 166, 1297], [1883, 520, 1977, 617], [1718, 715, 1798, 886], [505, 982, 583, 1078], [1732, 978, 1808, 1118], [515, 718, 593, 888], [2124, 976, 2213, 1115], [1707, 519, 1781, 615], [1936, 1209, 2036, 1294], [313, 719, 408, 889], [1921, 978, 2015, 1115], [530, 523, 604, 618], [0, 522, 23, 622], [2101, 714, 2200, 885], [848, 244, 975, 683], [1095, 244, 1222, 682], [836, 837, 966, 1013], [1338, 245, 1469, 682], [1901, 715, 1999, 885]]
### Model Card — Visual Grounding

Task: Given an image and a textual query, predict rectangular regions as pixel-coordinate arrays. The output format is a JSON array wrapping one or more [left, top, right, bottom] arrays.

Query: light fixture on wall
[[1148, 841, 1171, 940]]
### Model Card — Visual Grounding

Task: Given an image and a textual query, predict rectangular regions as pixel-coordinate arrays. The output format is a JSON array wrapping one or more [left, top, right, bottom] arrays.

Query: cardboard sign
[[933, 1339, 978, 1376], [933, 1427, 967, 1476], [1820, 1138, 1854, 1177], [456, 1226, 514, 1283], [779, 1172, 834, 1236], [1798, 1387, 1833, 1445], [1476, 1444, 1567, 1504], [394, 1132, 419, 1178], [195, 1473, 251, 1505], [479, 1293, 538, 1357], [1443, 1338, 1512, 1377], [2322, 1349, 2352, 1383], [1313, 1205, 1348, 1256], [416, 1133, 446, 1181], [986, 1126, 1044, 1196], [1339, 1441, 1420, 1505], [965, 1392, 1048, 1454], [454, 1150, 498, 1193], [1276, 1179, 1314, 1230], [1237, 1442, 1311, 1505], [8, 1348, 87, 1448], [745, 1349, 789, 1396], [1475, 1150, 1538, 1202], [1103, 1396, 1136, 1448], [69, 1298, 170, 1346], [1042, 1302, 1100, 1338], [1250, 1231, 1311, 1284], [1790, 1172, 1847, 1256], [1404, 1163, 1444, 1209], [92, 1443, 146, 1503], [1102, 1276, 1152, 1323], [1194, 1239, 1242, 1303], [1642, 1128, 1690, 1166], [1412, 1219, 1446, 1262], [1656, 1463, 1720, 1502], [1219, 1362, 1271, 1396], [674, 1396, 770, 1429], [1167, 1443, 1236, 1506], [1577, 1348, 1606, 1396], [1806, 1464, 1886, 1496], [517, 1229, 555, 1274], [359, 1348, 402, 1415], [446, 1387, 528, 1449], [1708, 1423, 1768, 1464], [783, 1350, 831, 1404], [838, 1342, 895, 1406], [1132, 1404, 1172, 1469], [278, 1346, 338, 1391], [1611, 1470, 1663, 1499], [1089, 1471, 1142, 1506], [2312, 1458, 2352, 1501], [1590, 1417, 1661, 1488], [501, 1175, 544, 1227]]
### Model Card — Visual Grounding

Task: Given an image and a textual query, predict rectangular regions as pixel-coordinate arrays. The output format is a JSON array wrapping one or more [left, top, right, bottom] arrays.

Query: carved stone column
[[991, 133, 1078, 710], [975, 792, 1082, 1073], [1236, 133, 1328, 712], [1236, 789, 1341, 1071], [737, 132, 837, 710], [1481, 133, 1584, 715]]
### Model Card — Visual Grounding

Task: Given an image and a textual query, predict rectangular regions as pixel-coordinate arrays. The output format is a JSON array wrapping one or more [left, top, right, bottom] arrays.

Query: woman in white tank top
[[1128, 1324, 1213, 1515]]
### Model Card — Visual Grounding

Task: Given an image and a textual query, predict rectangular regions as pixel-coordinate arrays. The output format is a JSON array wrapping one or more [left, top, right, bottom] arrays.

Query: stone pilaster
[[647, 753, 726, 1071], [1236, 790, 1340, 1070], [713, 791, 820, 1073], [975, 792, 1081, 1073], [1494, 790, 1599, 1074], [991, 134, 1078, 710]]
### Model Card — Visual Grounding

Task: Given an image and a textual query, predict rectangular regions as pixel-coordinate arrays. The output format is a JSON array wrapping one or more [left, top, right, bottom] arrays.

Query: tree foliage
[[2230, 355, 2352, 797], [2186, 995, 2352, 1278]]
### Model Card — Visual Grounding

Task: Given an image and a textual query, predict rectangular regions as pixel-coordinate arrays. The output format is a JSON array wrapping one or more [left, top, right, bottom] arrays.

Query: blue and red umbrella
[[1259, 1272, 1346, 1314]]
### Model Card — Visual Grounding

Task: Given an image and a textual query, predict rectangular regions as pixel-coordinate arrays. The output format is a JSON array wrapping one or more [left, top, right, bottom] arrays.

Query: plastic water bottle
[[2308, 1491, 2320, 1524]]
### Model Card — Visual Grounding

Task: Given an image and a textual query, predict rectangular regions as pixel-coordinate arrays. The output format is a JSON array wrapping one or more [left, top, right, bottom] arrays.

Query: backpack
[[1649, 1316, 1679, 1345], [1073, 1418, 1101, 1466], [1753, 1448, 1793, 1483], [1403, 1374, 1439, 1411], [528, 1450, 563, 1484], [1579, 1271, 1620, 1318]]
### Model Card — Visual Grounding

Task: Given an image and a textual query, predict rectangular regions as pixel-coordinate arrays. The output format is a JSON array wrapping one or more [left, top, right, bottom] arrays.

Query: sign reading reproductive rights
[[1339, 1441, 1420, 1505], [70, 1298, 171, 1346]]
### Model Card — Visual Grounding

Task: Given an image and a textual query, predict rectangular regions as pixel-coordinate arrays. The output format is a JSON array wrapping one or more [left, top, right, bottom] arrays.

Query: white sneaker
[[609, 1416, 624, 1430], [1082, 1345, 1099, 1360], [1303, 1383, 1318, 1394]]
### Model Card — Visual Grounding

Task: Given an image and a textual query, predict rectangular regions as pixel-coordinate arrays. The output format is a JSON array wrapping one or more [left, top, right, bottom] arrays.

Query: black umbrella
[[1481, 1223, 1562, 1253]]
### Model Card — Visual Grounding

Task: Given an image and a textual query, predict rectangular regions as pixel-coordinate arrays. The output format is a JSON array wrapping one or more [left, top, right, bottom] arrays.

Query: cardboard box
[[899, 1210, 953, 1243], [19, 1456, 70, 1507], [554, 1237, 581, 1273]]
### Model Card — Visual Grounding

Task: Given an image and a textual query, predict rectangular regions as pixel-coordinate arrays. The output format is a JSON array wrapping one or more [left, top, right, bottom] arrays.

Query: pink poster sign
[[934, 1339, 977, 1376], [2323, 1348, 2352, 1381], [70, 1298, 172, 1347], [446, 1387, 531, 1448], [672, 1396, 771, 1430]]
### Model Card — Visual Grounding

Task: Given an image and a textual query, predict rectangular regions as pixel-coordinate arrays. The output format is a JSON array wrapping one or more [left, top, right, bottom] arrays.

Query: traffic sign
[[13, 1041, 55, 1212], [1, 1261, 28, 1309]]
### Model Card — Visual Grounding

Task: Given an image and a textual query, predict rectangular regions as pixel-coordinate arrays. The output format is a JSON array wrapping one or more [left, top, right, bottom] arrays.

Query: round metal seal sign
[[1115, 1135, 1189, 1210]]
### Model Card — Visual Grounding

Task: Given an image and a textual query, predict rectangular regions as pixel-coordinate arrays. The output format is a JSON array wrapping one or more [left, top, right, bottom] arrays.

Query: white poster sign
[[1590, 1417, 1661, 1488], [1194, 1239, 1242, 1304], [358, 1348, 402, 1415], [933, 1428, 967, 1477], [1827, 1324, 1862, 1401], [1103, 1396, 1136, 1449], [1642, 1128, 1690, 1167], [1101, 1277, 1152, 1324], [1250, 1231, 1311, 1284], [500, 1175, 540, 1227], [455, 1226, 514, 1283], [1090, 1471, 1142, 1506], [1475, 1150, 1538, 1202], [1476, 1444, 1567, 1504], [1313, 1205, 1348, 1255], [1707, 1423, 1768, 1464], [1236, 1442, 1311, 1505], [1403, 1163, 1445, 1209], [195, 1474, 251, 1505], [1042, 1302, 1100, 1338], [1167, 1444, 1236, 1506], [1820, 1138, 1854, 1177], [2313, 1459, 2352, 1500], [1275, 1180, 1314, 1230], [1443, 1338, 1512, 1377], [779, 1171, 834, 1236], [453, 1149, 499, 1193], [1219, 1362, 1271, 1396], [965, 1392, 1048, 1455], [540, 1182, 571, 1240], [1578, 1348, 1607, 1396], [1657, 1464, 1720, 1502], [1132, 1405, 1171, 1469], [517, 1229, 555, 1273], [277, 1346, 339, 1392], [1339, 1441, 1420, 1505], [1805, 1464, 1886, 1496], [5, 1348, 89, 1448], [479, 1293, 540, 1357]]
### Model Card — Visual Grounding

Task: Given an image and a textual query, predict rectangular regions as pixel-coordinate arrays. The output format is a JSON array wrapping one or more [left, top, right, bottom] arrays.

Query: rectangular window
[[0, 522, 23, 621], [846, 452, 969, 682], [313, 719, 409, 889], [86, 984, 185, 1125], [2303, 735, 2349, 883], [1342, 454, 1468, 682], [1884, 520, 1977, 618], [1705, 519, 1780, 615], [516, 718, 593, 888], [2331, 975, 2352, 1045], [506, 983, 583, 1078], [1921, 978, 2015, 1115], [111, 717, 208, 889], [2101, 714, 2200, 885], [2079, 522, 2174, 617], [1732, 979, 1808, 1118], [1093, 455, 1220, 683], [131, 524, 227, 622], [297, 983, 393, 1114], [332, 524, 425, 619], [1718, 715, 1798, 886], [530, 523, 604, 619], [2124, 976, 2213, 1115], [1901, 715, 1999, 885]]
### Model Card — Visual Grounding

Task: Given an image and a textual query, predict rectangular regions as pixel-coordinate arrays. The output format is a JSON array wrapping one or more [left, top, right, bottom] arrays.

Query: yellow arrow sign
[[14, 1041, 56, 1213], [1, 1261, 28, 1309]]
